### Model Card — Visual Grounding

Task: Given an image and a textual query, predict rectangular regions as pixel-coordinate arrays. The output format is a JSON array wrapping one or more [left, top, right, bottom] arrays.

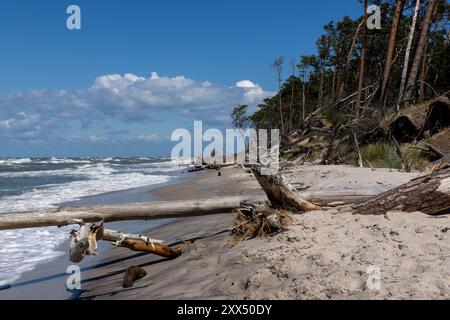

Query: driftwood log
[[352, 163, 450, 216], [102, 229, 182, 259], [0, 197, 264, 231], [251, 168, 321, 212], [68, 220, 182, 263]]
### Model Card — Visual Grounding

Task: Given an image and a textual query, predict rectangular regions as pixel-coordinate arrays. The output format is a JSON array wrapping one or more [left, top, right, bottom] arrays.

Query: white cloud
[[0, 72, 274, 142], [137, 133, 160, 142], [89, 135, 109, 144], [236, 80, 267, 103]]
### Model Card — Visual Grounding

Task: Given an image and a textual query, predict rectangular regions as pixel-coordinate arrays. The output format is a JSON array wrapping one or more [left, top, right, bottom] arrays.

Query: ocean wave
[[0, 169, 74, 178], [0, 169, 173, 286], [0, 172, 170, 213], [0, 163, 116, 179], [43, 158, 92, 164], [0, 157, 183, 287], [0, 158, 32, 165], [75, 163, 117, 176]]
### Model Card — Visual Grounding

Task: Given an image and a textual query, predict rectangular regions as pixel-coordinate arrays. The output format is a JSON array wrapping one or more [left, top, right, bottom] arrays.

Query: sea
[[0, 157, 187, 287]]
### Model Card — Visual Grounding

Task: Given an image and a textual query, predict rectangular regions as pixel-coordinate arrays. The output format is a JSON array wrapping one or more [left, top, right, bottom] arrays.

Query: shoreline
[[0, 169, 196, 299], [0, 165, 266, 300]]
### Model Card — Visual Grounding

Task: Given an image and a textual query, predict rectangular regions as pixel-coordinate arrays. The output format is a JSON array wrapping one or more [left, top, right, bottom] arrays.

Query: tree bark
[[380, 0, 405, 107], [399, 0, 421, 105], [405, 0, 437, 102], [0, 197, 264, 231], [352, 164, 450, 216], [355, 0, 368, 118]]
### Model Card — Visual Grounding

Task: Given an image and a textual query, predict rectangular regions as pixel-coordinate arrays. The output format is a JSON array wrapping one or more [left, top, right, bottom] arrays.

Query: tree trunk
[[279, 78, 284, 135], [352, 164, 450, 216], [399, 0, 421, 105], [405, 0, 436, 102], [380, 0, 405, 108], [419, 38, 429, 102], [290, 72, 295, 133], [339, 19, 364, 99], [317, 62, 325, 109], [332, 37, 342, 99], [355, 0, 368, 118], [302, 81, 306, 123], [102, 229, 182, 259], [251, 168, 322, 212], [0, 196, 264, 231]]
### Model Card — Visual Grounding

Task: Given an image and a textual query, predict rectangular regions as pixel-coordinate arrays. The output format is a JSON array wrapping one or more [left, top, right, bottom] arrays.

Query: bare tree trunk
[[273, 57, 285, 134], [289, 59, 296, 133], [380, 0, 405, 108], [354, 132, 364, 168], [339, 19, 364, 99], [279, 78, 284, 134], [419, 38, 429, 102], [355, 0, 368, 118], [317, 62, 325, 110], [352, 164, 450, 216], [399, 0, 421, 107], [302, 78, 306, 123], [405, 0, 437, 102], [332, 65, 337, 99], [332, 37, 342, 100]]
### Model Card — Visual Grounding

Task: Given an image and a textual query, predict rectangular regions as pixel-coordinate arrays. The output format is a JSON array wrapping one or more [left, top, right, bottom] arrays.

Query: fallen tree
[[352, 163, 450, 216], [68, 220, 182, 263], [251, 167, 321, 213], [0, 196, 264, 231]]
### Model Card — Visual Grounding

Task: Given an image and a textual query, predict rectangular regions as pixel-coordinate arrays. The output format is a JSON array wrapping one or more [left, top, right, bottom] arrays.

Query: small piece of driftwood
[[123, 266, 147, 288]]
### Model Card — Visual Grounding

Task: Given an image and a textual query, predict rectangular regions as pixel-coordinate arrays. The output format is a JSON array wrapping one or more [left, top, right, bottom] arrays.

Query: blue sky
[[0, 0, 362, 156]]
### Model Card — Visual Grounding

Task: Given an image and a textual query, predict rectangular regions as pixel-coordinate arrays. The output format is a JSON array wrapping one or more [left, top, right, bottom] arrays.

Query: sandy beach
[[1, 164, 450, 300]]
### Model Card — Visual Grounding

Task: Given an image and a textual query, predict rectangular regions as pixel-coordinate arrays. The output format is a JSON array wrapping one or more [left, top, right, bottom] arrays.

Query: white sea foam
[[0, 159, 180, 287], [0, 158, 33, 165]]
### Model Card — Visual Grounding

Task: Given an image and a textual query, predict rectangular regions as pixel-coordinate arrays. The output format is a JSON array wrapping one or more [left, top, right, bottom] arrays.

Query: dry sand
[[78, 165, 450, 300], [282, 165, 419, 204]]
